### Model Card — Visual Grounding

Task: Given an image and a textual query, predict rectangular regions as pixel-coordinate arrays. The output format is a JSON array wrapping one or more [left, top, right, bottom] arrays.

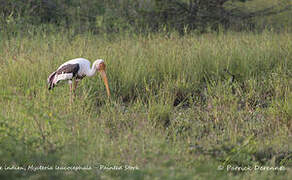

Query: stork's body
[[48, 58, 110, 102]]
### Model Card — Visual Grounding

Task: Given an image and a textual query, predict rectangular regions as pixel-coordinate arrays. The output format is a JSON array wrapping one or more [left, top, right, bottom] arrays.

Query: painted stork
[[47, 58, 110, 101]]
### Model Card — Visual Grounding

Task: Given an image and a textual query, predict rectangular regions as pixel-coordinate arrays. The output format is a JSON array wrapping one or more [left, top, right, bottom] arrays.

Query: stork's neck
[[86, 61, 98, 77]]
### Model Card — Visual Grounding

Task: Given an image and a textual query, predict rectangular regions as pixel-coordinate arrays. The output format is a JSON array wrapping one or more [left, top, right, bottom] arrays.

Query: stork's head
[[95, 59, 110, 97], [95, 59, 106, 71]]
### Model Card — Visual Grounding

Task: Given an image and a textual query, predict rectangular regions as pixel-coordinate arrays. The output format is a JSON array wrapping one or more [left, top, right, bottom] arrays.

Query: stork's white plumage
[[48, 58, 110, 101]]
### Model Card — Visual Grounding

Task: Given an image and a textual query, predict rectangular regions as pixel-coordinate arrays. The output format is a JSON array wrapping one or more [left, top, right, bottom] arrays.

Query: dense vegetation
[[1, 0, 291, 34], [0, 0, 291, 179], [0, 30, 291, 179]]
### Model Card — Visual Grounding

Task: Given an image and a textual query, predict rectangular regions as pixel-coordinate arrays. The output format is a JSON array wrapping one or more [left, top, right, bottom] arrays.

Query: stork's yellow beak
[[98, 63, 110, 97]]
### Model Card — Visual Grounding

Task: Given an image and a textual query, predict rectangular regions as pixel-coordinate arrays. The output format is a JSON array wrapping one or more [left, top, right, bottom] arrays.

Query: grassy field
[[0, 30, 291, 179]]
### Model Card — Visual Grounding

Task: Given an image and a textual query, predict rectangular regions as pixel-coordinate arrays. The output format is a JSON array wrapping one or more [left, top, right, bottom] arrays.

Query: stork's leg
[[73, 79, 79, 97], [69, 80, 73, 104]]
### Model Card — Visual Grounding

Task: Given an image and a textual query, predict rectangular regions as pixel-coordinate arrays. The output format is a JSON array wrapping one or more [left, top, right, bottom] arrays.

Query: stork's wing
[[52, 64, 79, 83], [56, 64, 80, 76], [48, 64, 80, 90]]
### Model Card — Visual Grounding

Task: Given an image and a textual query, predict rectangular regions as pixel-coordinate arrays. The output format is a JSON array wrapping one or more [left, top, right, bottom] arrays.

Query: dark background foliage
[[0, 0, 291, 34]]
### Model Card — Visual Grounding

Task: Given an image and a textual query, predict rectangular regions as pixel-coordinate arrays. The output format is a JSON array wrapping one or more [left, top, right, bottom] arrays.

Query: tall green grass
[[0, 30, 291, 179]]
